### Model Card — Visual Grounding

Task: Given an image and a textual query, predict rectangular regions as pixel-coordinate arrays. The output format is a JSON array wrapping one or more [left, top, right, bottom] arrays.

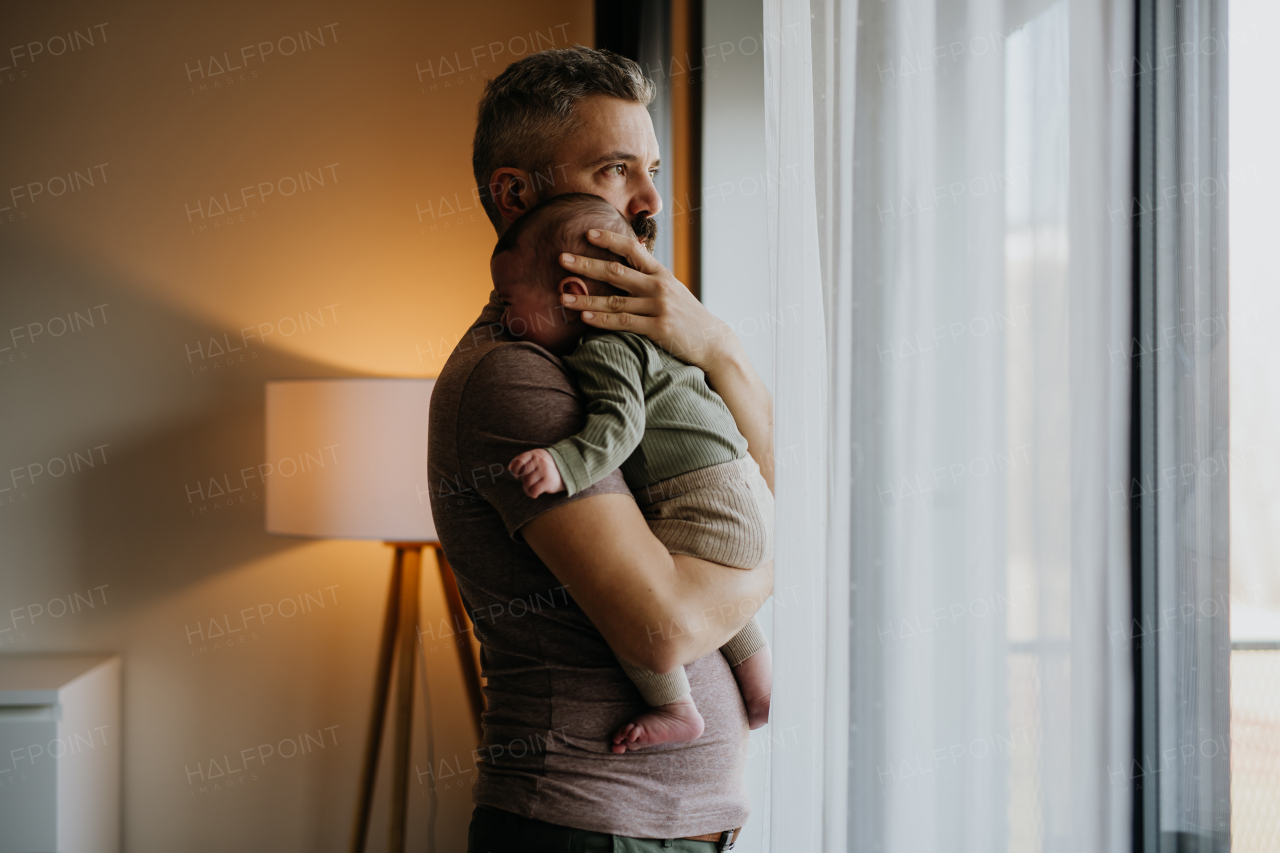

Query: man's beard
[[631, 214, 658, 255]]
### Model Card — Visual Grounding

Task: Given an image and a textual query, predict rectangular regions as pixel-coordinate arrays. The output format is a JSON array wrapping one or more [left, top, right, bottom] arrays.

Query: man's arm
[[522, 493, 773, 674], [700, 339, 775, 491]]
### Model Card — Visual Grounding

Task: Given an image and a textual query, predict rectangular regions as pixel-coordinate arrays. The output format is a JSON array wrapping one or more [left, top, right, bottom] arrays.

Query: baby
[[492, 193, 773, 754]]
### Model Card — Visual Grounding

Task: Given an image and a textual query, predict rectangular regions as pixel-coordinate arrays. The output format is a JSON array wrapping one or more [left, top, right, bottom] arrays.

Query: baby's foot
[[611, 695, 705, 754]]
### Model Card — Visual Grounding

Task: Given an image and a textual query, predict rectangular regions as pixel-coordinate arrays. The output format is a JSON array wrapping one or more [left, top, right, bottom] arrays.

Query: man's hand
[[557, 229, 775, 491], [509, 449, 565, 498], [557, 229, 734, 370]]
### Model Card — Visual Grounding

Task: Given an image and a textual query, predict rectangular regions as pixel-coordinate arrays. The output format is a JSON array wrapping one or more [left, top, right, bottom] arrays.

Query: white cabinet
[[0, 655, 121, 853]]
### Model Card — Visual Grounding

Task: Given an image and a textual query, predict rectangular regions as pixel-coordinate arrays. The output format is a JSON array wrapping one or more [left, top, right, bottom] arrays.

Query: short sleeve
[[454, 342, 632, 538]]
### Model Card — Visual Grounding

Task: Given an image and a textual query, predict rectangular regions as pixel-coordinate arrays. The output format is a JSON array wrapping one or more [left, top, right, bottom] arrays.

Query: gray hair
[[472, 46, 655, 231]]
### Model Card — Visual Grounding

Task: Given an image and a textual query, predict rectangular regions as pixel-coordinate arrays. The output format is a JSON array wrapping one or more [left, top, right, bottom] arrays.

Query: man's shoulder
[[446, 340, 576, 405], [431, 301, 581, 471], [435, 300, 575, 405], [429, 318, 623, 542], [433, 336, 590, 470]]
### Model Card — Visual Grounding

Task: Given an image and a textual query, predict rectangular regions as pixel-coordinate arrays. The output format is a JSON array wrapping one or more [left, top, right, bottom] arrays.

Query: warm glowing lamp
[[264, 378, 482, 853]]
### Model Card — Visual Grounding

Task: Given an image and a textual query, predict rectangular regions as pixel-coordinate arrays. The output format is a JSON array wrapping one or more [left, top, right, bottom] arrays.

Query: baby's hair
[[492, 193, 636, 291]]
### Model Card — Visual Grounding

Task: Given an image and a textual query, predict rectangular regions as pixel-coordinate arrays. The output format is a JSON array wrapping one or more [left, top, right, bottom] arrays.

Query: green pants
[[467, 805, 725, 852]]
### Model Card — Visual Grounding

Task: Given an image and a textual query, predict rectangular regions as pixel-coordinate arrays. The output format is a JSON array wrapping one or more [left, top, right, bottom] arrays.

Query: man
[[428, 46, 774, 853]]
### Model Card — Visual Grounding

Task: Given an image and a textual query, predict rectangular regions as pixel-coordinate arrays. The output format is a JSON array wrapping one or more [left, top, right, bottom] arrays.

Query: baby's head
[[490, 193, 635, 354]]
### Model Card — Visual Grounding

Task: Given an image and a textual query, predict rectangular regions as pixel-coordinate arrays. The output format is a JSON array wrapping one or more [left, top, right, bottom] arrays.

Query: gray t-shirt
[[427, 295, 750, 838]]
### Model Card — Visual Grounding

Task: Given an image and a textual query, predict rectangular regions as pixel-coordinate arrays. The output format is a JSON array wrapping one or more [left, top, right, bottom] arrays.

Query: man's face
[[544, 95, 662, 240]]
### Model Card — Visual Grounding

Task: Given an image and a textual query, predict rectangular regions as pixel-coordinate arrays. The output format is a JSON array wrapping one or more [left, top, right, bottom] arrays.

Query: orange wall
[[3, 0, 591, 376], [0, 1, 592, 849]]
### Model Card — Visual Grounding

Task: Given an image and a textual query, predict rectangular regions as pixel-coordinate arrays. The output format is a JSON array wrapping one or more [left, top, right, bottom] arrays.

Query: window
[[1228, 2, 1280, 850]]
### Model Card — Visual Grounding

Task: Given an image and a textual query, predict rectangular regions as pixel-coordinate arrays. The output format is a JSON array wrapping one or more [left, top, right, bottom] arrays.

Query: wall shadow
[[0, 236, 368, 611]]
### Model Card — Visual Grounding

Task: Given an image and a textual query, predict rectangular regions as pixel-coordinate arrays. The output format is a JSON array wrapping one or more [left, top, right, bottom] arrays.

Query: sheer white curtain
[[762, 0, 833, 851], [763, 0, 1134, 850]]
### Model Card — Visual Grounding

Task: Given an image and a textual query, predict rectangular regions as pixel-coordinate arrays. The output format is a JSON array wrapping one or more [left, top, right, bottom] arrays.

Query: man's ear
[[489, 168, 536, 225], [558, 277, 590, 297]]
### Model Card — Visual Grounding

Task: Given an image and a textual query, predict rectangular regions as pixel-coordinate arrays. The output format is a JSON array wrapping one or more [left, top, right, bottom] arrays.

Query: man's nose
[[628, 172, 663, 219]]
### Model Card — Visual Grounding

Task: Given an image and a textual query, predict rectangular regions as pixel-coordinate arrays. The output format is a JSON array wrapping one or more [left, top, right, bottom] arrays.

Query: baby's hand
[[508, 449, 565, 498]]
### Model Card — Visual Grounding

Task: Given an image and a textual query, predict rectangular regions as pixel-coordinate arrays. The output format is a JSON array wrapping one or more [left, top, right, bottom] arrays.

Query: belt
[[681, 827, 741, 849]]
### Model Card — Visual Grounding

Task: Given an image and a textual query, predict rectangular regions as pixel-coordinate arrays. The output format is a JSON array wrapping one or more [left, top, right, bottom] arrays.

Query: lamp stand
[[349, 544, 485, 853]]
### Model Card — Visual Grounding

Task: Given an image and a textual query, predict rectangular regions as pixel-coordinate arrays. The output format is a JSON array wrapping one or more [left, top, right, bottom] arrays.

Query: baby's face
[[491, 249, 589, 355]]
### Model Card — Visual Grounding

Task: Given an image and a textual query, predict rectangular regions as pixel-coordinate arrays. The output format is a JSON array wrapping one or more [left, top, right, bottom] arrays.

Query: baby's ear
[[558, 276, 590, 296]]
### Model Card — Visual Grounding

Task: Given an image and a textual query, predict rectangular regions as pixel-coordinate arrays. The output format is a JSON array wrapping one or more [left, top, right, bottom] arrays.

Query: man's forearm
[[702, 339, 775, 491], [522, 493, 773, 673], [654, 554, 773, 669]]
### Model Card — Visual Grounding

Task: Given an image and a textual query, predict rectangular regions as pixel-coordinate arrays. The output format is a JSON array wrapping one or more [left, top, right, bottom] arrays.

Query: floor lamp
[[264, 378, 484, 853]]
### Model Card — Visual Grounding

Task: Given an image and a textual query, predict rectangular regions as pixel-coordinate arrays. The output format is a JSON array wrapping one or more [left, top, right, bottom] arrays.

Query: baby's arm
[[508, 335, 648, 497]]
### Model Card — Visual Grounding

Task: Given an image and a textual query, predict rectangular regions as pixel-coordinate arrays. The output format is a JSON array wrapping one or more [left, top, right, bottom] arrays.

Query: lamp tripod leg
[[349, 549, 405, 853], [389, 545, 422, 853]]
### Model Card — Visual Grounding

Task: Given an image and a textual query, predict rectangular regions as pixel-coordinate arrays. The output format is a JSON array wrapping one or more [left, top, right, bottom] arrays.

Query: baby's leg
[[722, 616, 772, 730], [612, 659, 705, 753]]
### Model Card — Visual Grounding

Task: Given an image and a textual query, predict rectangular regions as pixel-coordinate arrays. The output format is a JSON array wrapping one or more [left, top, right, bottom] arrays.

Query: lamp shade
[[265, 378, 436, 542]]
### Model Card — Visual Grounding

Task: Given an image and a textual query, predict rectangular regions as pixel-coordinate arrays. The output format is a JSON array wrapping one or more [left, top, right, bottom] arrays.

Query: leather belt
[[680, 827, 741, 849]]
